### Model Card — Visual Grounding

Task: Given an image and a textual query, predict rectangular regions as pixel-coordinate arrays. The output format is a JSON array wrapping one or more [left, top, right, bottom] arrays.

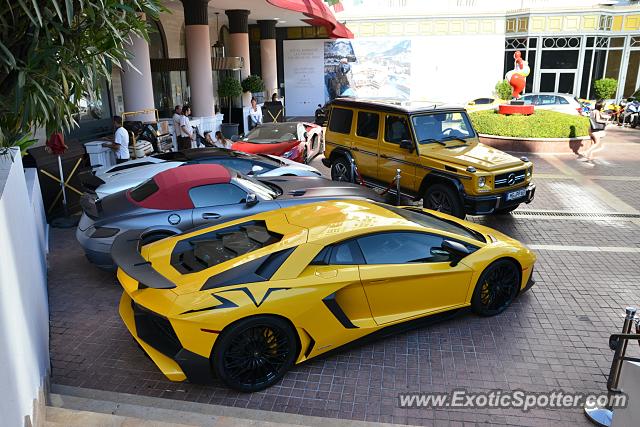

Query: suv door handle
[[201, 213, 221, 220]]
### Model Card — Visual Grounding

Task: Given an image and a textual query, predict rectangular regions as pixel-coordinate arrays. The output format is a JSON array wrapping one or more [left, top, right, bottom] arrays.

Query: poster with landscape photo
[[324, 39, 411, 102]]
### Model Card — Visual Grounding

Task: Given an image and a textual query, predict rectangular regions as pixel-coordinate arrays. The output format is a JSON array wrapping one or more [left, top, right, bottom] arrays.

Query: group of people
[[171, 105, 232, 149]]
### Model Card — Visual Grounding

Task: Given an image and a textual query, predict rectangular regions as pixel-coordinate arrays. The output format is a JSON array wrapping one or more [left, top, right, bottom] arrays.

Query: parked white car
[[519, 93, 584, 115], [80, 147, 322, 199]]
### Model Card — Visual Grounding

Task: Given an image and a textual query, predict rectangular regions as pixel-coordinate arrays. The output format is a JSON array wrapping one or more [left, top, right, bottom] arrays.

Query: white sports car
[[79, 148, 322, 199]]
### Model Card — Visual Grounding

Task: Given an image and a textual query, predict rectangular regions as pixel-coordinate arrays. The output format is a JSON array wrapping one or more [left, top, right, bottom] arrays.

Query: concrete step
[[49, 383, 404, 427], [46, 405, 196, 426]]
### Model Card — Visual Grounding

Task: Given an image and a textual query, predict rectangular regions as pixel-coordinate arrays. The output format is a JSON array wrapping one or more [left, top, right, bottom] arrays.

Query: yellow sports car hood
[[424, 142, 524, 171]]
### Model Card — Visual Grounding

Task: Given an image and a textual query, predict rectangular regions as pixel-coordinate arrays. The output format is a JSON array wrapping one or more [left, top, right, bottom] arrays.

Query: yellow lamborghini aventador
[[113, 200, 536, 392]]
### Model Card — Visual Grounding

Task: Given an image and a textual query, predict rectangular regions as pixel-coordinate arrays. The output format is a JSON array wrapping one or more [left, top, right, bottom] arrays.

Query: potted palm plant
[[218, 76, 243, 138]]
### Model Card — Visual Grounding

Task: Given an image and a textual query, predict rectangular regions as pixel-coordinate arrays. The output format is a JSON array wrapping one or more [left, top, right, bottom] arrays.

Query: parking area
[[48, 127, 640, 426]]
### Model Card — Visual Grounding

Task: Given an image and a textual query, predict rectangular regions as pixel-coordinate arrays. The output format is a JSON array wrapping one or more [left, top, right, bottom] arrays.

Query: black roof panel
[[330, 98, 465, 114]]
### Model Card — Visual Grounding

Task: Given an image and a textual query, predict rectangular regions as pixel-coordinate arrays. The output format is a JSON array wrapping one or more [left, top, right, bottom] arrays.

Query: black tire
[[212, 316, 298, 392], [423, 183, 464, 218], [330, 156, 352, 182], [492, 205, 519, 215], [471, 259, 521, 316], [140, 231, 173, 246]]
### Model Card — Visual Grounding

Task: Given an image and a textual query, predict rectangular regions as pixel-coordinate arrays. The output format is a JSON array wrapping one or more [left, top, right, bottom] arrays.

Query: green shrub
[[218, 77, 243, 99], [469, 110, 590, 138], [495, 79, 513, 100], [593, 78, 618, 99], [241, 75, 265, 93]]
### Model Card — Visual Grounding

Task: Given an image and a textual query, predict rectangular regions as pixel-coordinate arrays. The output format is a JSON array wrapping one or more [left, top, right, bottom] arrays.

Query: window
[[328, 108, 353, 134], [384, 115, 410, 144], [541, 50, 579, 69], [412, 112, 474, 144], [357, 232, 449, 264], [556, 96, 569, 105], [189, 184, 246, 208], [310, 240, 365, 265], [245, 123, 299, 143], [537, 95, 557, 105], [356, 111, 379, 139], [200, 158, 259, 175], [129, 179, 160, 202]]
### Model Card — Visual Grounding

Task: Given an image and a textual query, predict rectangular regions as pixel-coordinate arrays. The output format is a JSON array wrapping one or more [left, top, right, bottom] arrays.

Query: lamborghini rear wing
[[111, 230, 176, 289]]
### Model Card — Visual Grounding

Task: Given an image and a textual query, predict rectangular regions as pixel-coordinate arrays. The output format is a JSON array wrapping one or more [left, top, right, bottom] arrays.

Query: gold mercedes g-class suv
[[321, 98, 535, 218]]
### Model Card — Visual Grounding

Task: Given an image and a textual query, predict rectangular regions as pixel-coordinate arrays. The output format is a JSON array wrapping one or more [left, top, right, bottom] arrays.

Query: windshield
[[377, 203, 485, 243], [231, 171, 277, 200], [244, 123, 299, 143], [412, 112, 474, 144]]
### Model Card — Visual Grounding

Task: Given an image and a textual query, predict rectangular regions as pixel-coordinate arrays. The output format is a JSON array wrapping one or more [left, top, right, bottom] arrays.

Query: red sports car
[[231, 122, 324, 164]]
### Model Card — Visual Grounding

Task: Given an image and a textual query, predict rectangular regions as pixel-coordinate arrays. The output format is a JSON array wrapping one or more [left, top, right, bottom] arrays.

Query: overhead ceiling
[[163, 0, 312, 27]]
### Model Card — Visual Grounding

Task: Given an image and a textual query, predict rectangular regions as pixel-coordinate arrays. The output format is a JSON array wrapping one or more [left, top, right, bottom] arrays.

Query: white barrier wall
[[0, 149, 50, 427]]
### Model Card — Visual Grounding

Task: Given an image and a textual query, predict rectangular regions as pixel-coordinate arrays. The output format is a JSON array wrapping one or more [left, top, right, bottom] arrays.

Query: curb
[[479, 134, 590, 154]]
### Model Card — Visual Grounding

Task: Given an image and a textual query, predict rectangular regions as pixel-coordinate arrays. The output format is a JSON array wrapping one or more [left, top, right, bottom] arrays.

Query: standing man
[[178, 106, 194, 150], [172, 105, 182, 145], [102, 115, 130, 164]]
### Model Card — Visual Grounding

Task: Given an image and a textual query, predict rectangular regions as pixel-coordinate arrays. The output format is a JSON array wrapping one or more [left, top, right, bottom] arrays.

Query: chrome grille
[[494, 170, 526, 189]]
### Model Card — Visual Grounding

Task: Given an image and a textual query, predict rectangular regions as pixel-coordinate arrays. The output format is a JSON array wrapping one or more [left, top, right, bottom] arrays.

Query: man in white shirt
[[102, 115, 130, 164], [172, 105, 182, 140], [178, 106, 193, 150]]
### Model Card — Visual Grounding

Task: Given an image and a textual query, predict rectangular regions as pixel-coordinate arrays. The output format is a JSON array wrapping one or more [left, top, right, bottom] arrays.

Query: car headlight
[[90, 227, 120, 238], [478, 176, 486, 188], [526, 167, 532, 178]]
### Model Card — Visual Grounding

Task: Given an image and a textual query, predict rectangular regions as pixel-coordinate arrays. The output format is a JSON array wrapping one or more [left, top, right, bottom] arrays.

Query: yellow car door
[[351, 110, 381, 180], [378, 115, 419, 192], [355, 231, 474, 325]]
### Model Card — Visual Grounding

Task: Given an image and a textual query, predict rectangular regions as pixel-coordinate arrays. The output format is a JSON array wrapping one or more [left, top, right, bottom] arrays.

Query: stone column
[[258, 20, 278, 100], [182, 0, 215, 117], [120, 15, 155, 122], [225, 9, 252, 106]]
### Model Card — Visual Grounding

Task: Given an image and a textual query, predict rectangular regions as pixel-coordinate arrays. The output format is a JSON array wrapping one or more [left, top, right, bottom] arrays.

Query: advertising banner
[[283, 40, 325, 117]]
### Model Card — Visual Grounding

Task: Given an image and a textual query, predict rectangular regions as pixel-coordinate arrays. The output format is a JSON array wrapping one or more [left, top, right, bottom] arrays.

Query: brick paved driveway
[[48, 126, 640, 426]]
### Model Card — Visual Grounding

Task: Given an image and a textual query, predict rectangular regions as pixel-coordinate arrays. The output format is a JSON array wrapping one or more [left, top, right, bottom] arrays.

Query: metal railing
[[585, 306, 640, 426]]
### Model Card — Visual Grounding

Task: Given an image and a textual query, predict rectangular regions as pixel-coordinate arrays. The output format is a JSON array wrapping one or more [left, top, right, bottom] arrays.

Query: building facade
[[337, 0, 640, 100]]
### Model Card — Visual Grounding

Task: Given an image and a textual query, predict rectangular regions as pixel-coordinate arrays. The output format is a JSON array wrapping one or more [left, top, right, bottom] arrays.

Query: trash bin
[[84, 141, 116, 168], [221, 123, 239, 139]]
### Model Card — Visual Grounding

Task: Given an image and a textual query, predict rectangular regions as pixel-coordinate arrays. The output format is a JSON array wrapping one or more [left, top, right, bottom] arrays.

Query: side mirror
[[249, 165, 264, 175], [245, 193, 259, 207], [439, 240, 471, 266], [399, 139, 414, 153]]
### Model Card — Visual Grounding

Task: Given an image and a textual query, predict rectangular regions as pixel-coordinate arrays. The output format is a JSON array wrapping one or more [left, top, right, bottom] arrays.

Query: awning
[[266, 0, 354, 39]]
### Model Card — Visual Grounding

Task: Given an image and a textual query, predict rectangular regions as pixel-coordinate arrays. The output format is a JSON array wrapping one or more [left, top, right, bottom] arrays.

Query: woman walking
[[581, 99, 608, 165]]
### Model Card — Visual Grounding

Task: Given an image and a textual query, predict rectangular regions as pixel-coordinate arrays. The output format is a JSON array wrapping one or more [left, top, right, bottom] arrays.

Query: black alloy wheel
[[213, 316, 297, 392], [423, 183, 464, 218], [330, 156, 352, 182], [471, 259, 521, 316]]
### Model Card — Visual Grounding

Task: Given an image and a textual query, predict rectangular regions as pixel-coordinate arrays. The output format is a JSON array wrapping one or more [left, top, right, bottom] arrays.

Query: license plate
[[505, 188, 527, 201]]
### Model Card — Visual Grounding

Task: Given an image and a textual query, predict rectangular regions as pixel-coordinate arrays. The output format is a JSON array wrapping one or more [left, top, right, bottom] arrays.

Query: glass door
[[538, 70, 576, 93]]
